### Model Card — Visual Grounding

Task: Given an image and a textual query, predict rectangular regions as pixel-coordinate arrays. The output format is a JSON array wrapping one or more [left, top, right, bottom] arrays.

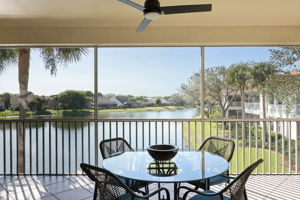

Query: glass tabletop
[[102, 151, 229, 183]]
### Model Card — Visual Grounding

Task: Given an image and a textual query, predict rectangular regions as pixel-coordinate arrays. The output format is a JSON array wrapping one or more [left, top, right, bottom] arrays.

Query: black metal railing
[[0, 119, 299, 175]]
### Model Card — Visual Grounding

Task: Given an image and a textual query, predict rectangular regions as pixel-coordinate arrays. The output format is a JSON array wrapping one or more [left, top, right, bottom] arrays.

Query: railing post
[[94, 47, 99, 167], [200, 46, 205, 143]]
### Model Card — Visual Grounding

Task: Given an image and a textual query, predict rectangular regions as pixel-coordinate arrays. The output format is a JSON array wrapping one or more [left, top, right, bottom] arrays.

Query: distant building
[[147, 97, 170, 106], [110, 98, 123, 106], [224, 89, 259, 118], [140, 101, 155, 107], [124, 102, 140, 108], [227, 70, 300, 120], [115, 95, 129, 104], [97, 97, 122, 108]]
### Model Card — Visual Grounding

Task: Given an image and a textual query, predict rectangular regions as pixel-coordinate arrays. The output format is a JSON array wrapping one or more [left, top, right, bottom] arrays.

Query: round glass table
[[102, 151, 229, 199]]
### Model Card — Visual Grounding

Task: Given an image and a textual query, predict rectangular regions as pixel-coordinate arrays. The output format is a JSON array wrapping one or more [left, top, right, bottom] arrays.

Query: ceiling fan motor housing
[[144, 0, 161, 14]]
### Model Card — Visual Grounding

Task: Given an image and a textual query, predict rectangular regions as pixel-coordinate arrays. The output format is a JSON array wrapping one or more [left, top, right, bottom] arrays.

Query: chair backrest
[[80, 163, 135, 200], [199, 137, 235, 162], [221, 159, 263, 200], [99, 137, 134, 159]]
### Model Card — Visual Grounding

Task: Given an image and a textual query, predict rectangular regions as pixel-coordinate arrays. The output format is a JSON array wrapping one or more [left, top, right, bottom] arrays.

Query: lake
[[46, 107, 199, 119]]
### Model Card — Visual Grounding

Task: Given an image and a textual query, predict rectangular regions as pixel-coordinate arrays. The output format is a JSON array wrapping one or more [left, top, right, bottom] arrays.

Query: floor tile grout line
[[52, 186, 94, 200], [44, 184, 79, 197], [63, 175, 95, 193], [61, 176, 94, 189], [40, 180, 69, 188], [45, 180, 94, 197], [32, 176, 70, 186], [81, 185, 95, 194], [29, 178, 84, 200], [5, 182, 52, 200], [49, 193, 60, 200], [63, 175, 93, 186], [262, 176, 290, 199], [5, 176, 76, 199], [0, 183, 15, 200], [1, 176, 69, 194], [266, 176, 300, 198], [19, 176, 68, 198], [33, 176, 76, 197]]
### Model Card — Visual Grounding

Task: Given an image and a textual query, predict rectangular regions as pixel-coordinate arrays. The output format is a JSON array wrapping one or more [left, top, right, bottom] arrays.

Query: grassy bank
[[98, 106, 187, 113], [230, 146, 285, 174], [0, 110, 35, 117], [0, 106, 189, 117], [183, 120, 296, 174]]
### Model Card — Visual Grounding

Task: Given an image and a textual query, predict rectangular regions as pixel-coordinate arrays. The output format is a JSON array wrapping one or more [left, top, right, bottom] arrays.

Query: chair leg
[[182, 191, 191, 200], [145, 185, 149, 194], [93, 185, 97, 200], [158, 183, 165, 200], [244, 189, 248, 200], [205, 179, 210, 190]]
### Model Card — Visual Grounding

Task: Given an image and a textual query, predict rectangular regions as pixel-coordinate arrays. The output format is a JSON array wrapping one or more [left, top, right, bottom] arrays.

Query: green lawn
[[230, 146, 288, 174], [183, 121, 225, 149], [0, 110, 35, 117], [183, 121, 296, 174]]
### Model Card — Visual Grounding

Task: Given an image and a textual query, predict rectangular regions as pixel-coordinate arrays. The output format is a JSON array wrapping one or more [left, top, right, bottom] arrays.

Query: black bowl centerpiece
[[147, 144, 178, 161]]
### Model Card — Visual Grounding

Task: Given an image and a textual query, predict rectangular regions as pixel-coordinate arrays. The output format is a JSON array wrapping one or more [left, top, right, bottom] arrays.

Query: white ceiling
[[0, 0, 300, 45], [0, 0, 299, 27]]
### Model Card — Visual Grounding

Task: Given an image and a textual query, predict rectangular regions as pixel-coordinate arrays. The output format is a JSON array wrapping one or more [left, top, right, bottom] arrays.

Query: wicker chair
[[100, 137, 134, 159], [99, 137, 149, 194], [189, 137, 235, 190], [178, 159, 263, 200], [199, 137, 235, 162], [81, 163, 170, 200]]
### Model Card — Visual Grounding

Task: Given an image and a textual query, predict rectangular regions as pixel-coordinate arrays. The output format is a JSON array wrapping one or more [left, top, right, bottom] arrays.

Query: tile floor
[[0, 175, 299, 200]]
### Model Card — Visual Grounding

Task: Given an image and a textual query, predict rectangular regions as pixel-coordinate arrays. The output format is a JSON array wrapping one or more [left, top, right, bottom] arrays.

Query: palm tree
[[226, 63, 252, 119], [226, 63, 252, 170], [0, 48, 87, 173], [251, 62, 278, 119], [251, 62, 278, 135]]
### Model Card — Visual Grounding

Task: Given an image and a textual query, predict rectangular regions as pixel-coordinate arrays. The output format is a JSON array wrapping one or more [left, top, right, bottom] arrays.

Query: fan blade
[[136, 18, 152, 32], [161, 4, 212, 15], [118, 0, 144, 11]]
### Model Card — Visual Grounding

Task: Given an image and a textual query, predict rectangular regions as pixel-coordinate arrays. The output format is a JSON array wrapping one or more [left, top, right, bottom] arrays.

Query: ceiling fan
[[118, 0, 212, 32]]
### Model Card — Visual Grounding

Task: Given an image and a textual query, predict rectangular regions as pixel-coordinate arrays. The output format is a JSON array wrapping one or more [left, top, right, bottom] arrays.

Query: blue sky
[[0, 47, 273, 96]]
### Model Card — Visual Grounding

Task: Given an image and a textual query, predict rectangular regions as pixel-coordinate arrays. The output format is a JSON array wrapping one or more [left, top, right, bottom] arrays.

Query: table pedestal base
[[158, 182, 180, 200], [158, 179, 209, 200]]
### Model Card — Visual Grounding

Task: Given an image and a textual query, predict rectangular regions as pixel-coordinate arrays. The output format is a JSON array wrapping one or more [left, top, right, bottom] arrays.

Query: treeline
[[0, 90, 94, 113], [0, 90, 186, 113], [179, 46, 300, 118]]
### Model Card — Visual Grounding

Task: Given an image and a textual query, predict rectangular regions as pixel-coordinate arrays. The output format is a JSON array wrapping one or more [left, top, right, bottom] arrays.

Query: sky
[[0, 47, 274, 97]]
